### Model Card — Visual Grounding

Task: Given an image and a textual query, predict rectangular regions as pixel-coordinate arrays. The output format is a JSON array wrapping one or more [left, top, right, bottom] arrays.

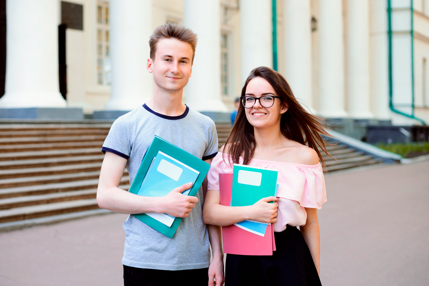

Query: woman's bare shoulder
[[287, 144, 319, 165]]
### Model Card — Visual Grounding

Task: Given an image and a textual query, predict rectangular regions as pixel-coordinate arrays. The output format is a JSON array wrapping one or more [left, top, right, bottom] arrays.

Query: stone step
[[0, 185, 129, 210], [324, 151, 364, 161], [325, 155, 374, 167], [0, 208, 112, 232], [0, 177, 129, 199], [0, 199, 101, 223], [0, 155, 104, 170], [324, 148, 356, 156], [0, 148, 101, 161], [0, 163, 104, 179], [0, 141, 102, 153], [325, 159, 382, 173], [0, 171, 102, 189], [0, 135, 106, 145], [0, 124, 111, 132], [1, 130, 109, 138]]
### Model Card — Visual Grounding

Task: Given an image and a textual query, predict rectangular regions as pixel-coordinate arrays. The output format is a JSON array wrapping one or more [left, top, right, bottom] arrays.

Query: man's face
[[147, 38, 193, 93]]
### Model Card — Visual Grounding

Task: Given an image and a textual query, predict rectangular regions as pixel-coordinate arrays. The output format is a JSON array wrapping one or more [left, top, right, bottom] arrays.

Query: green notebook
[[231, 164, 278, 208], [128, 135, 211, 238]]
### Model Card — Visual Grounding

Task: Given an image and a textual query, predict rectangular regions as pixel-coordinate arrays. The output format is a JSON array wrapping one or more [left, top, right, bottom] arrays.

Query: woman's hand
[[248, 196, 279, 223]]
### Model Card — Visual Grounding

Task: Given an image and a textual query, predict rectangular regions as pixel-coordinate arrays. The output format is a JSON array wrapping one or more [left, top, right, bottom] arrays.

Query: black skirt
[[225, 226, 322, 286]]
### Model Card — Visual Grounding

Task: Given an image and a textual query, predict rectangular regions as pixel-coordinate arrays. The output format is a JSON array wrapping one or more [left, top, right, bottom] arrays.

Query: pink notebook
[[219, 173, 276, 256]]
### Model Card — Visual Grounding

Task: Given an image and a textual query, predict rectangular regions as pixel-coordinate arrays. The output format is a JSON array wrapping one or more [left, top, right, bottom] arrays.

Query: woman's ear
[[280, 102, 288, 114]]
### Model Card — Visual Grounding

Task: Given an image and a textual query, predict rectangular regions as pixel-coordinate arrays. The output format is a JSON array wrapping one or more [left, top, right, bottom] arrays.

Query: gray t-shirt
[[102, 104, 218, 270]]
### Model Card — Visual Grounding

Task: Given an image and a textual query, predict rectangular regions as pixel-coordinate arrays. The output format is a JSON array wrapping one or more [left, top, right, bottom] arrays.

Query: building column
[[105, 0, 153, 110], [184, 0, 227, 111], [283, 0, 314, 113], [346, 0, 372, 118], [0, 0, 66, 108], [370, 0, 391, 120], [318, 0, 347, 118], [240, 0, 272, 84]]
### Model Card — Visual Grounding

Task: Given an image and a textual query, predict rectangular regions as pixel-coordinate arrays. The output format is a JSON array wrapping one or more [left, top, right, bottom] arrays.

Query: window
[[96, 1, 111, 86], [220, 33, 229, 96]]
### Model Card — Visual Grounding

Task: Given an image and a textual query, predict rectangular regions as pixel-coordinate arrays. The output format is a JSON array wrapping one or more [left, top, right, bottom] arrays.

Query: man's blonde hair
[[149, 23, 198, 62]]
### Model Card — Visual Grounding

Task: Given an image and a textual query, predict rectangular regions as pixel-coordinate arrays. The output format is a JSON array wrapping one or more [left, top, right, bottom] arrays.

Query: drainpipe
[[272, 0, 278, 71], [387, 0, 426, 125]]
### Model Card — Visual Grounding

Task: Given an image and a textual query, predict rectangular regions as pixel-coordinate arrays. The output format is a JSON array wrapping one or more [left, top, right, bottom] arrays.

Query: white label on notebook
[[146, 212, 175, 227], [237, 170, 262, 186], [157, 159, 183, 181]]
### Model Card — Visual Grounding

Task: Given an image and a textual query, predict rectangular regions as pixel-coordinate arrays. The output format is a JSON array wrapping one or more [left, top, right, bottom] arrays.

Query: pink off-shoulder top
[[207, 152, 327, 232]]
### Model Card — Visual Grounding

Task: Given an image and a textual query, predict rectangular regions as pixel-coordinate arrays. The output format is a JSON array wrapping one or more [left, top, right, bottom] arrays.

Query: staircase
[[0, 122, 382, 231]]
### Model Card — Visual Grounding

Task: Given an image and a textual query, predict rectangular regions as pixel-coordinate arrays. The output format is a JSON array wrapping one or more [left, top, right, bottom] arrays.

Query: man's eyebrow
[[161, 54, 190, 61]]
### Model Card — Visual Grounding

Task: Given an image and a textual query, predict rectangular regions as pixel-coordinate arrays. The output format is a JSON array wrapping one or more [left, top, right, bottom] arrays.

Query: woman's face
[[243, 77, 287, 129]]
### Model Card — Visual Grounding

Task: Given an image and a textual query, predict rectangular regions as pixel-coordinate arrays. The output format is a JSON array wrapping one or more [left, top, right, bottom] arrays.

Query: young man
[[97, 24, 224, 286]]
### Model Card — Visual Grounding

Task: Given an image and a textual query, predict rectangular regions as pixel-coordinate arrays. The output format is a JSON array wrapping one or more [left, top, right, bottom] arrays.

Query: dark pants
[[123, 265, 209, 286]]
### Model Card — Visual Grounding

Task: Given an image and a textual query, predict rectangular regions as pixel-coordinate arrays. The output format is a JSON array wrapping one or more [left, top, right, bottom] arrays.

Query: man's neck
[[146, 87, 186, 116]]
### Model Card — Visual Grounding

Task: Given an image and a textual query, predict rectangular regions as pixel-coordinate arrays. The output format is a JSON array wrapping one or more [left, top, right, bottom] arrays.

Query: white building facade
[[1, 0, 429, 126]]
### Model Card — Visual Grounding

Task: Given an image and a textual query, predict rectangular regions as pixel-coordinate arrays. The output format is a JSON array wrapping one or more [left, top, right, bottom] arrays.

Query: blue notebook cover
[[138, 151, 199, 227]]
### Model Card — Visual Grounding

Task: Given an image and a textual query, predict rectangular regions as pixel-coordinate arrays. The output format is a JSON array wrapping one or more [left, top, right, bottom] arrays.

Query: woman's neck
[[253, 122, 284, 153]]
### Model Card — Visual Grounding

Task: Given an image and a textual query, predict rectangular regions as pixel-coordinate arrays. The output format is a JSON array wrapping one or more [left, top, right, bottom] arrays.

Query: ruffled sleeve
[[207, 152, 234, 191], [275, 163, 327, 209]]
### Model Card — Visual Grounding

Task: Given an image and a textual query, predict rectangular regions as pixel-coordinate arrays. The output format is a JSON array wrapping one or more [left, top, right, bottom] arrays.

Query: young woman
[[203, 66, 330, 286]]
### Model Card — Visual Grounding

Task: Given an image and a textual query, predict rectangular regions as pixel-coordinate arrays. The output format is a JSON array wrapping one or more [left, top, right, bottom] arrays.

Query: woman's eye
[[246, 97, 254, 102], [263, 96, 274, 101]]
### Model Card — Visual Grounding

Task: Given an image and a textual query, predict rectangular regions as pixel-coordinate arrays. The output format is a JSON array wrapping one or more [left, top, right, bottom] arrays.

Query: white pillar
[[318, 0, 347, 118], [369, 0, 391, 120], [346, 0, 372, 118], [283, 0, 314, 113], [240, 0, 272, 84], [0, 0, 66, 108], [105, 0, 153, 110], [184, 0, 227, 111]]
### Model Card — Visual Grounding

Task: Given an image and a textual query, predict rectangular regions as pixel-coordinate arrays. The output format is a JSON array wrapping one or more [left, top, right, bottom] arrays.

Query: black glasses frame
[[241, 95, 283, 108]]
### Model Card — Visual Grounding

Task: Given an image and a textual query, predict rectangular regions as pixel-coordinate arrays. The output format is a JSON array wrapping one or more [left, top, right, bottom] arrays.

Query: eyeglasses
[[241, 95, 282, 108]]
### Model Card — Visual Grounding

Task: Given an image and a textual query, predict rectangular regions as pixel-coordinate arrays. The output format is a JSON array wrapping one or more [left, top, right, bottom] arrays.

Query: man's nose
[[170, 61, 179, 73]]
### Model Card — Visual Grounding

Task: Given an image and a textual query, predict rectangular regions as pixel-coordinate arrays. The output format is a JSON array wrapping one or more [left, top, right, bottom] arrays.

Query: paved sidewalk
[[0, 161, 428, 286]]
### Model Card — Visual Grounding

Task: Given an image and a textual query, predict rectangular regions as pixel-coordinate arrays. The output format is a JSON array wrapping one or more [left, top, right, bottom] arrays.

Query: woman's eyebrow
[[245, 92, 275, 96]]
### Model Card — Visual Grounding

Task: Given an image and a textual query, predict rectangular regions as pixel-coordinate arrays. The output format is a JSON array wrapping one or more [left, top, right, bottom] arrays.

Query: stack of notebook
[[128, 136, 210, 238], [220, 164, 278, 256]]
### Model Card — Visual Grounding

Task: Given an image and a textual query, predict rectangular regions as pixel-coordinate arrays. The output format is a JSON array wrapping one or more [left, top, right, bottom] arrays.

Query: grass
[[376, 142, 429, 158]]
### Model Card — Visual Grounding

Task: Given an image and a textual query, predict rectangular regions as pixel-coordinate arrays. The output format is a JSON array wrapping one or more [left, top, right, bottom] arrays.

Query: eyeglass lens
[[242, 95, 275, 108]]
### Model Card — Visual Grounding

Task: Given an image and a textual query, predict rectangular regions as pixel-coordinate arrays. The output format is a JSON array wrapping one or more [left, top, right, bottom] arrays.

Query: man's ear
[[147, 58, 153, 73]]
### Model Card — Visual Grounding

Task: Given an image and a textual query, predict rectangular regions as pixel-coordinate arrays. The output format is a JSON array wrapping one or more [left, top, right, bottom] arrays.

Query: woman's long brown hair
[[224, 66, 331, 168]]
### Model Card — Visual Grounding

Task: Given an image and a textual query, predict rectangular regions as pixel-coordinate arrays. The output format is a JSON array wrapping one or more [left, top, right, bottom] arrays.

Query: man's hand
[[160, 182, 198, 218], [249, 196, 279, 224], [208, 256, 224, 286]]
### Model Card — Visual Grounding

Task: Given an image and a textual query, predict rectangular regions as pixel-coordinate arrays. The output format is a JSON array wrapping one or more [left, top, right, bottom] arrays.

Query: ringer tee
[[102, 104, 218, 270]]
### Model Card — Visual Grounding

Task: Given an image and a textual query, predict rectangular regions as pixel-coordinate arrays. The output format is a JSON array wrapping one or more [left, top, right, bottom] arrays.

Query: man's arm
[[204, 158, 224, 286], [97, 152, 198, 217]]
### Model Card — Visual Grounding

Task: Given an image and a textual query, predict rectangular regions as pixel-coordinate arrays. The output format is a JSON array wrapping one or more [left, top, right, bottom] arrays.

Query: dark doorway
[[0, 0, 6, 99], [58, 24, 67, 100]]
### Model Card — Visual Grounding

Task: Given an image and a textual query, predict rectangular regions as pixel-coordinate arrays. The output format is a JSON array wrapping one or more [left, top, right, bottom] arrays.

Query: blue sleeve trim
[[202, 152, 218, 161], [102, 147, 129, 160]]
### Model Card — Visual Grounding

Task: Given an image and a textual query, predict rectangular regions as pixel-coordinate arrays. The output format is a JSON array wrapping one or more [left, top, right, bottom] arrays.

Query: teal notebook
[[129, 135, 211, 238], [231, 164, 278, 236], [138, 151, 200, 227]]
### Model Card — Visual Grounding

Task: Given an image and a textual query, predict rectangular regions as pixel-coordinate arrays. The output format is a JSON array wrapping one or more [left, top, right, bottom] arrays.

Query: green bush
[[376, 142, 429, 158]]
